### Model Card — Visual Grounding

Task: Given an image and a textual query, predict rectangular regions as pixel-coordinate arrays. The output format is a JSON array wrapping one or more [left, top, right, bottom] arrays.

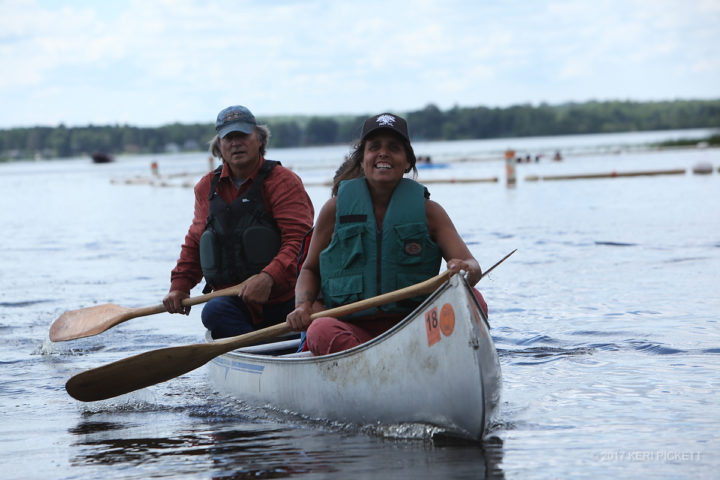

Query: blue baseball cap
[[215, 105, 257, 138]]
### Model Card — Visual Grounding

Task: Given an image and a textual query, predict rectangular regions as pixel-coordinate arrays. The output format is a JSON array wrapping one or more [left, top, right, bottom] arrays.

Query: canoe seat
[[234, 338, 301, 355]]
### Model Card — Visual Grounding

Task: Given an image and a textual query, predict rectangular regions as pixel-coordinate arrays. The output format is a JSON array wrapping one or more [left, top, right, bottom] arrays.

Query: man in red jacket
[[163, 105, 314, 338]]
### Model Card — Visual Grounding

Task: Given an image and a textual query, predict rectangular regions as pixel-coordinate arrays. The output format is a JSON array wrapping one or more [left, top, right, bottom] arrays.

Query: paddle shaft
[[108, 281, 252, 323], [129, 282, 252, 316], [66, 270, 452, 402]]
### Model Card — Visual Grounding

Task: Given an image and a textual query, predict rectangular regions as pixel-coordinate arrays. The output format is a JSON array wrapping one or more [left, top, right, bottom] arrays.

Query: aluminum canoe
[[207, 273, 502, 440]]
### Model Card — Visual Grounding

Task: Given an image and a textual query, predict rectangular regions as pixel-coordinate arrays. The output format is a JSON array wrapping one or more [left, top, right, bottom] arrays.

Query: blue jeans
[[201, 296, 295, 339]]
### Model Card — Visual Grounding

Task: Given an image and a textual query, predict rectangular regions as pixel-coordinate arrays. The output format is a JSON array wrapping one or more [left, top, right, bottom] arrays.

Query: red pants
[[306, 288, 487, 355]]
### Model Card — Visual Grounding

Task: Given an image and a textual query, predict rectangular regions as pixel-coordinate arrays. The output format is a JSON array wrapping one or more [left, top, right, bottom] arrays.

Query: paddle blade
[[65, 322, 292, 402], [65, 342, 223, 402], [50, 283, 246, 342], [49, 304, 132, 342]]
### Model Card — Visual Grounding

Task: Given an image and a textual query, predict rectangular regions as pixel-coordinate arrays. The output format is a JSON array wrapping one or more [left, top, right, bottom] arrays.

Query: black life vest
[[199, 160, 282, 290]]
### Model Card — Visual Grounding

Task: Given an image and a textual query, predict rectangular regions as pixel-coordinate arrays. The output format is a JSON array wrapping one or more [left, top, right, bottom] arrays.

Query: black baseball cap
[[360, 113, 410, 142]]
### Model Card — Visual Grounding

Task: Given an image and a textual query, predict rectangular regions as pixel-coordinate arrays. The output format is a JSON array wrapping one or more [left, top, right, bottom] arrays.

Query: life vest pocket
[[393, 223, 437, 265], [199, 228, 221, 279], [242, 224, 281, 270], [328, 223, 366, 269], [323, 273, 363, 307]]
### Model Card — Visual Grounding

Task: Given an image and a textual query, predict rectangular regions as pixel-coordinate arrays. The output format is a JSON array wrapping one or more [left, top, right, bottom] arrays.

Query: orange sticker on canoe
[[440, 303, 455, 337], [425, 307, 441, 346]]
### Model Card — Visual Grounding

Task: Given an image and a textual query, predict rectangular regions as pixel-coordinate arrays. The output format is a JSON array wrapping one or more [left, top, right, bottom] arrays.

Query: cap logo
[[376, 114, 396, 127], [222, 110, 247, 123]]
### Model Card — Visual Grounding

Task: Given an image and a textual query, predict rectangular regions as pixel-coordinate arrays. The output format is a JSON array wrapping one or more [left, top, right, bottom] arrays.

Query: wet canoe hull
[[207, 274, 501, 440]]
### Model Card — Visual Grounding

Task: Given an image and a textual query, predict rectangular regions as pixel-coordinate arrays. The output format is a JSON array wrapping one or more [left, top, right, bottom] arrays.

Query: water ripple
[[630, 341, 686, 355], [663, 256, 710, 263], [498, 345, 596, 365], [514, 334, 561, 346], [0, 299, 53, 308], [594, 241, 638, 246]]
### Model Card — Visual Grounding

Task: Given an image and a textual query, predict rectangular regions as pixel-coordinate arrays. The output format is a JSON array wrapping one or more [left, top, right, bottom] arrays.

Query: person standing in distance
[[164, 105, 314, 338]]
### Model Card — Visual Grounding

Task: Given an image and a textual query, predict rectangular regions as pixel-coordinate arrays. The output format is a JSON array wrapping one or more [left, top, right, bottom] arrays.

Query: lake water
[[1, 129, 719, 479]]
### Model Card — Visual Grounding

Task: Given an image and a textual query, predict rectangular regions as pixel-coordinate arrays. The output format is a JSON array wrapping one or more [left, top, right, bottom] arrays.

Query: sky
[[1, 0, 719, 129]]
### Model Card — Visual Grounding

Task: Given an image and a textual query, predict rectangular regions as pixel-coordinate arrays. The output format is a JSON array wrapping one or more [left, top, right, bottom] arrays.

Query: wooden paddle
[[49, 281, 251, 342], [65, 270, 452, 402]]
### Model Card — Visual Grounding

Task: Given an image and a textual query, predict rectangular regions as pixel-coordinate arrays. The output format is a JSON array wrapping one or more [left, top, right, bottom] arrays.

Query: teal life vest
[[319, 178, 442, 318], [199, 160, 281, 290]]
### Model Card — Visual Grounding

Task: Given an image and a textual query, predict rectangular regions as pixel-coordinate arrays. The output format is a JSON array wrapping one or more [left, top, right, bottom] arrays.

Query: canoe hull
[[207, 274, 501, 440]]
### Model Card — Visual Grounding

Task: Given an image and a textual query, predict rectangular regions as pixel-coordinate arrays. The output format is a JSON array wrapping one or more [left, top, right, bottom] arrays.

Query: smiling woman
[[285, 113, 488, 356]]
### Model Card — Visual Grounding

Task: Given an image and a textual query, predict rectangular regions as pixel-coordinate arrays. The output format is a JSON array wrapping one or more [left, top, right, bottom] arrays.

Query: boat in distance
[[91, 151, 114, 163], [207, 273, 502, 440]]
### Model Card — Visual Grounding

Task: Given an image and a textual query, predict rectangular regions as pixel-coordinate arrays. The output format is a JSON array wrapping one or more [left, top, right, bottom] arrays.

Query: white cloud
[[0, 0, 718, 127]]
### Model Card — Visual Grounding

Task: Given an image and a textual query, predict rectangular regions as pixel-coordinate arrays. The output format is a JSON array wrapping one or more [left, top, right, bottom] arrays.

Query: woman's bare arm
[[426, 199, 482, 285]]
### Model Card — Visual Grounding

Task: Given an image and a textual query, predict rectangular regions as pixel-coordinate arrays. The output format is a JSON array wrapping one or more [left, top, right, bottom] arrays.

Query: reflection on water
[[68, 414, 505, 479], [69, 421, 127, 436]]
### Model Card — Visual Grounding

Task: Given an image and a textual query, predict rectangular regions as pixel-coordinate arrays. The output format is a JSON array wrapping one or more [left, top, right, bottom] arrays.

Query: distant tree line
[[658, 134, 720, 147], [2, 99, 719, 161]]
